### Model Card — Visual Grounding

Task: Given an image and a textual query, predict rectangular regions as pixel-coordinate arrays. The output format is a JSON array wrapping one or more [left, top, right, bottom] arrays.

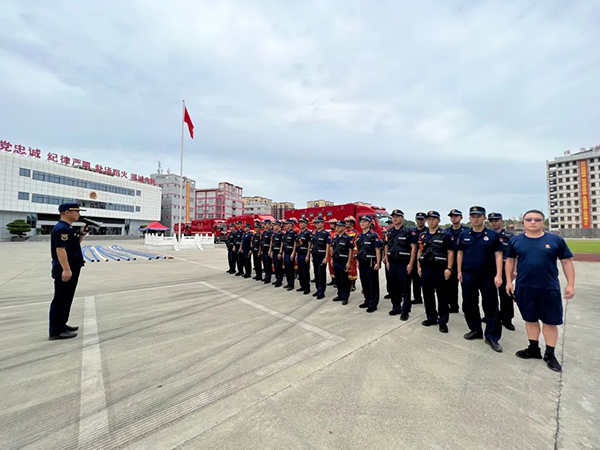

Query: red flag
[[183, 106, 194, 139]]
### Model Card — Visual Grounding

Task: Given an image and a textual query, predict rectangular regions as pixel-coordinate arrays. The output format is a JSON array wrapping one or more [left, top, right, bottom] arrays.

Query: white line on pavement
[[79, 296, 109, 448]]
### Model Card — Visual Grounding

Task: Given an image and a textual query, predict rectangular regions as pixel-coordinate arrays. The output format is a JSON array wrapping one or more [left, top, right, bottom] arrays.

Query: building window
[[18, 191, 29, 200], [19, 168, 31, 177], [32, 170, 135, 196], [136, 206, 141, 212], [136, 190, 141, 196], [31, 193, 135, 212]]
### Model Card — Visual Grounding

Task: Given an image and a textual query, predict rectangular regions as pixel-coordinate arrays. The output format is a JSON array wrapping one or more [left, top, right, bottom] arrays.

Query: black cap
[[336, 220, 345, 226], [488, 212, 503, 220], [448, 209, 462, 216], [415, 212, 426, 220], [469, 206, 486, 216], [286, 218, 294, 224], [59, 202, 85, 212], [313, 217, 324, 223], [255, 223, 262, 228], [426, 210, 441, 219], [360, 215, 373, 222], [244, 223, 251, 228], [299, 217, 308, 224], [391, 209, 404, 217]]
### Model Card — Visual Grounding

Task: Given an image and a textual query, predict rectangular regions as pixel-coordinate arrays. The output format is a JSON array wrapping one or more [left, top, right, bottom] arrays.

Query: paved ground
[[0, 240, 598, 450]]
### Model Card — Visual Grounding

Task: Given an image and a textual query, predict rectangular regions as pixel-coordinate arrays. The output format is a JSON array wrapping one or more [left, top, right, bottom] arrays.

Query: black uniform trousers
[[333, 261, 350, 300], [242, 250, 252, 276], [385, 266, 391, 296], [297, 252, 310, 292], [461, 272, 502, 342], [358, 260, 380, 308], [284, 253, 295, 288], [447, 258, 460, 312], [262, 251, 273, 282], [499, 266, 514, 324], [273, 251, 283, 284], [235, 249, 244, 274], [252, 251, 262, 279], [421, 266, 449, 324], [49, 267, 81, 336], [388, 262, 409, 313], [312, 255, 327, 295], [227, 248, 236, 272], [404, 268, 423, 302]]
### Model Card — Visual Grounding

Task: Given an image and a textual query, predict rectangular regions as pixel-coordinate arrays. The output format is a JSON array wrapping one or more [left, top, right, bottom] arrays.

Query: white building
[[547, 146, 600, 236], [152, 172, 196, 232], [242, 196, 272, 215], [0, 151, 161, 239]]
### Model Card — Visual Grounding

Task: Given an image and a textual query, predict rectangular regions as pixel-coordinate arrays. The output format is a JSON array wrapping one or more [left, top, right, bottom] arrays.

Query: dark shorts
[[515, 286, 563, 325]]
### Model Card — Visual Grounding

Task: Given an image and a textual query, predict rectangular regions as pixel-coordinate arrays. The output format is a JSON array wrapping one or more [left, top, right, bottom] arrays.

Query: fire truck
[[225, 214, 276, 230], [285, 203, 390, 237], [174, 219, 228, 241]]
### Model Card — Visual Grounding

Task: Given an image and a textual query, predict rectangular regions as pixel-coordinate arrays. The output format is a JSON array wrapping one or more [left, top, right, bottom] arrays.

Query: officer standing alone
[[310, 217, 331, 299], [488, 212, 515, 331], [457, 206, 504, 352], [417, 211, 454, 333], [356, 215, 382, 313], [49, 203, 88, 340], [446, 209, 467, 313]]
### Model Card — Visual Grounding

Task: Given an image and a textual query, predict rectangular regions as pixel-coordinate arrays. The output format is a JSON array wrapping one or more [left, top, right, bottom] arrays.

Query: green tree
[[7, 219, 32, 236]]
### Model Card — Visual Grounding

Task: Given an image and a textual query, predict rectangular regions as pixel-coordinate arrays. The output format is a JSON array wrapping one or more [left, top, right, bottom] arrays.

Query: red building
[[195, 182, 244, 219]]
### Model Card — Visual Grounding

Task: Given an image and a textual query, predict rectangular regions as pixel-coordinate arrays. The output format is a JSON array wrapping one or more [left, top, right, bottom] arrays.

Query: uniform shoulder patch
[[61, 234, 69, 241]]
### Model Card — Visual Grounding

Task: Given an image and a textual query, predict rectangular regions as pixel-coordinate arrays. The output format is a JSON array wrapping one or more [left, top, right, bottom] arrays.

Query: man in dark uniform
[[226, 223, 237, 274], [294, 217, 312, 295], [331, 221, 354, 305], [234, 221, 244, 276], [384, 209, 417, 320], [269, 220, 285, 287], [282, 219, 297, 291], [240, 223, 253, 278], [356, 215, 382, 313], [261, 220, 274, 284], [488, 212, 516, 330], [251, 222, 263, 280], [382, 217, 393, 300], [457, 206, 504, 353], [417, 211, 454, 333], [446, 209, 467, 313], [327, 218, 338, 287], [310, 216, 331, 299], [405, 212, 427, 305], [49, 203, 87, 340]]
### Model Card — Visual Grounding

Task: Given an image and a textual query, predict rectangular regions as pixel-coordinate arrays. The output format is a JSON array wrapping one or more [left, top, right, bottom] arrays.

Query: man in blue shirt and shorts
[[505, 209, 575, 372]]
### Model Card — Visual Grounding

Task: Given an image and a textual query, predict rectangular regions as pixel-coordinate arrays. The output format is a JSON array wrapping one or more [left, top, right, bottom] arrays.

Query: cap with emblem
[[262, 219, 271, 224], [415, 212, 426, 220], [274, 220, 282, 226], [313, 217, 324, 223], [336, 220, 345, 227], [286, 218, 294, 224], [426, 210, 441, 219], [299, 217, 308, 224], [59, 202, 86, 212], [360, 215, 373, 222], [469, 206, 486, 216], [448, 209, 463, 216], [487, 212, 503, 220], [391, 209, 404, 217]]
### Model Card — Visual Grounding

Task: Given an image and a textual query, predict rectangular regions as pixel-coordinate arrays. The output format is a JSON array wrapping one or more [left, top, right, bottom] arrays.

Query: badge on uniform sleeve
[[61, 234, 69, 241]]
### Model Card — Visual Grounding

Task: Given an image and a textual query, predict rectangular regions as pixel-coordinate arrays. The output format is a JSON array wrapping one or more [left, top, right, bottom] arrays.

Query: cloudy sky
[[1, 0, 599, 219]]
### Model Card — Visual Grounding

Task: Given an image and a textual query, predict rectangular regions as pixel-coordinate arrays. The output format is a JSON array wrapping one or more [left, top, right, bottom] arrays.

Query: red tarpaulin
[[144, 221, 170, 230]]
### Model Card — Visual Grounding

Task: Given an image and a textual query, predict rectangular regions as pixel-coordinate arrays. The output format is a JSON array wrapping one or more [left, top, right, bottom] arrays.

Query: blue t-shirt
[[51, 220, 84, 279], [505, 233, 573, 290], [457, 228, 500, 275]]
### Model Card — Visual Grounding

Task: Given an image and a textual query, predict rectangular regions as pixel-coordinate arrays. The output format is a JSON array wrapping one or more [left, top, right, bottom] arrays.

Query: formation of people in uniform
[[47, 202, 576, 375], [225, 207, 576, 373]]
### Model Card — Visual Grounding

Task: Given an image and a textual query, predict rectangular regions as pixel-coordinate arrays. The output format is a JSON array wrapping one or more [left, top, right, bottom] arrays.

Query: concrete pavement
[[0, 240, 597, 449]]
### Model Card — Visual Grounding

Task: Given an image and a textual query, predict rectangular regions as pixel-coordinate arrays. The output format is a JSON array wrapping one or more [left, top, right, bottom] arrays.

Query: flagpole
[[178, 100, 185, 242]]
